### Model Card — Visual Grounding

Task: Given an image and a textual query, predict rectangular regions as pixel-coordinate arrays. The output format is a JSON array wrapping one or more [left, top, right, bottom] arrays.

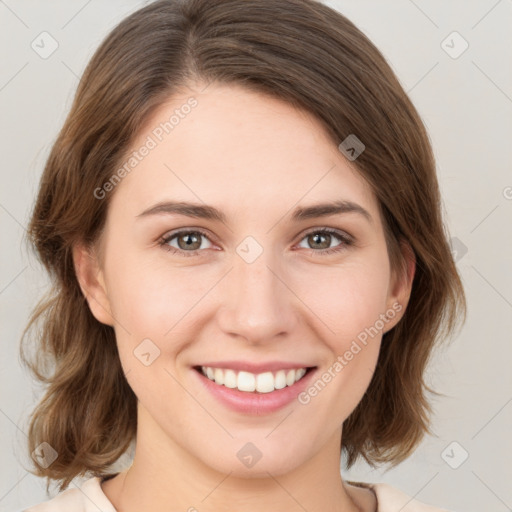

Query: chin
[[194, 437, 310, 478]]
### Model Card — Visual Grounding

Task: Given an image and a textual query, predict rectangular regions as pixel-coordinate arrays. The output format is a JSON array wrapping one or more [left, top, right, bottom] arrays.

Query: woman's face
[[77, 82, 412, 477]]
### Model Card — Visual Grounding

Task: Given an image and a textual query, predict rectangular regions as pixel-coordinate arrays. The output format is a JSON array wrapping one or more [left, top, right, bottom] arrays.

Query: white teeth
[[214, 368, 224, 386], [200, 366, 309, 393], [295, 368, 306, 381], [274, 370, 287, 390], [237, 371, 256, 392], [256, 372, 274, 393], [223, 369, 237, 388]]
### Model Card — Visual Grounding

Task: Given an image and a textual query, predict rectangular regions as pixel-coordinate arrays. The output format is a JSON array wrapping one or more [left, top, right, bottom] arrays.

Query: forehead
[[108, 83, 378, 222]]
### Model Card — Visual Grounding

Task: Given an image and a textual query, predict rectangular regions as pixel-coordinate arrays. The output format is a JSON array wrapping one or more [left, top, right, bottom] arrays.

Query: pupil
[[311, 233, 329, 249], [180, 233, 200, 249]]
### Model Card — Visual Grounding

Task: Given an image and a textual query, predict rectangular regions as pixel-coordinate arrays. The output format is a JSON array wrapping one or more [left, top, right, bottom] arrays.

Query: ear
[[72, 242, 114, 326], [384, 240, 416, 332]]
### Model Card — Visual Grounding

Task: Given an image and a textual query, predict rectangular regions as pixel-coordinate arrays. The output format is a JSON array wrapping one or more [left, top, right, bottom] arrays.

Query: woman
[[20, 0, 465, 510]]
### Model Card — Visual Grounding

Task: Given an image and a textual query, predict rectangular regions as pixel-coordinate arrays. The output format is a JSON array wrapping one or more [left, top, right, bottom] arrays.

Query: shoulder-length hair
[[21, 0, 466, 493]]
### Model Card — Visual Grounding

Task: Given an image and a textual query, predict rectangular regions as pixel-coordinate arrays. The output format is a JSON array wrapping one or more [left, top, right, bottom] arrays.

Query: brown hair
[[21, 0, 466, 493]]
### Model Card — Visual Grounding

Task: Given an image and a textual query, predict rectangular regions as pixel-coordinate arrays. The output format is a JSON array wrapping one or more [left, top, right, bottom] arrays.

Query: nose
[[215, 248, 298, 346]]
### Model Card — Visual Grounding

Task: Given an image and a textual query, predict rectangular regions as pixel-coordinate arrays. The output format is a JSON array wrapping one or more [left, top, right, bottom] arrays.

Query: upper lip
[[194, 361, 316, 373]]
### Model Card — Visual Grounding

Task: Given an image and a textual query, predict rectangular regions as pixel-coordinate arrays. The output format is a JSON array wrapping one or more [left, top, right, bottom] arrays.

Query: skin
[[73, 82, 415, 512]]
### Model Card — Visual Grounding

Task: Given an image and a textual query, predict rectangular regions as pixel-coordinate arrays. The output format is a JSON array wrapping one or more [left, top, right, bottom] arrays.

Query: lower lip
[[193, 367, 317, 415]]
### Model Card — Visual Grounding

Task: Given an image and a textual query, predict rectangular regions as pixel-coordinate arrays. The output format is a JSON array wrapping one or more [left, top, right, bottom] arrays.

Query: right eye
[[159, 229, 214, 257]]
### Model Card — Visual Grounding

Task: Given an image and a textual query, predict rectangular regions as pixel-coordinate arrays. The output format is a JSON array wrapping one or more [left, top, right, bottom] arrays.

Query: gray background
[[1, 1, 511, 511]]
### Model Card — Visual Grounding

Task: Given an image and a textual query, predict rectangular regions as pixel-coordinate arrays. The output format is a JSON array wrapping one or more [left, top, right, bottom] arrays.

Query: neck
[[103, 403, 371, 512]]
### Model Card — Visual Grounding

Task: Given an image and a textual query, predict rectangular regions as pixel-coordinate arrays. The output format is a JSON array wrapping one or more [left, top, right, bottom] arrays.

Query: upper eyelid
[[161, 227, 217, 244], [300, 226, 352, 238], [161, 226, 352, 247]]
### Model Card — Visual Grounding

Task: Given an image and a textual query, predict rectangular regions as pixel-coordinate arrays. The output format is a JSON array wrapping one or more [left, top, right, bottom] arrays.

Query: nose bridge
[[217, 237, 296, 342]]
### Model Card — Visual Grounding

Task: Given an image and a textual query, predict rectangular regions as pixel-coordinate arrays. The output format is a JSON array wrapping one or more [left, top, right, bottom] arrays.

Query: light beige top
[[23, 476, 454, 511]]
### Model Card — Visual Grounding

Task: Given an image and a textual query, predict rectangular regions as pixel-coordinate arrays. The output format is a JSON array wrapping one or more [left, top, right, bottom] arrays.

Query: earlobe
[[72, 242, 114, 326], [385, 240, 416, 331]]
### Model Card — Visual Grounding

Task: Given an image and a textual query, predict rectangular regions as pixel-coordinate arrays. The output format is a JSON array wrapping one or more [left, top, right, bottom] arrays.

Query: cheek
[[104, 255, 197, 397], [102, 248, 223, 391], [104, 246, 196, 334], [295, 262, 390, 417], [294, 256, 391, 346]]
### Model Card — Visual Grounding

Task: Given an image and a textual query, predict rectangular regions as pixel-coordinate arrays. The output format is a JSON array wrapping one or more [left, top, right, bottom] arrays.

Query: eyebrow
[[136, 199, 372, 224]]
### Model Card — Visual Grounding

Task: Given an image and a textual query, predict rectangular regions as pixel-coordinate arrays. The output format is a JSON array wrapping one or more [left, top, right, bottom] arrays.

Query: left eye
[[160, 230, 213, 255], [296, 228, 351, 254], [159, 228, 352, 257]]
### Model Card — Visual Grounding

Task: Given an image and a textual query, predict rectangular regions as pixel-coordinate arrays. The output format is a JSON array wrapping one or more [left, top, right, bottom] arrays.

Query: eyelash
[[158, 227, 354, 258]]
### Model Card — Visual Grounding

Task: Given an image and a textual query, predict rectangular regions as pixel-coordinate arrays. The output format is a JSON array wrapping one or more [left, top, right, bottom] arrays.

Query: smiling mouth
[[193, 366, 316, 393]]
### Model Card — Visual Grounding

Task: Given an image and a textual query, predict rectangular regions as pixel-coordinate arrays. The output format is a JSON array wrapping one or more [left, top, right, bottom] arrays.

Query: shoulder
[[22, 476, 117, 512], [346, 480, 455, 512]]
